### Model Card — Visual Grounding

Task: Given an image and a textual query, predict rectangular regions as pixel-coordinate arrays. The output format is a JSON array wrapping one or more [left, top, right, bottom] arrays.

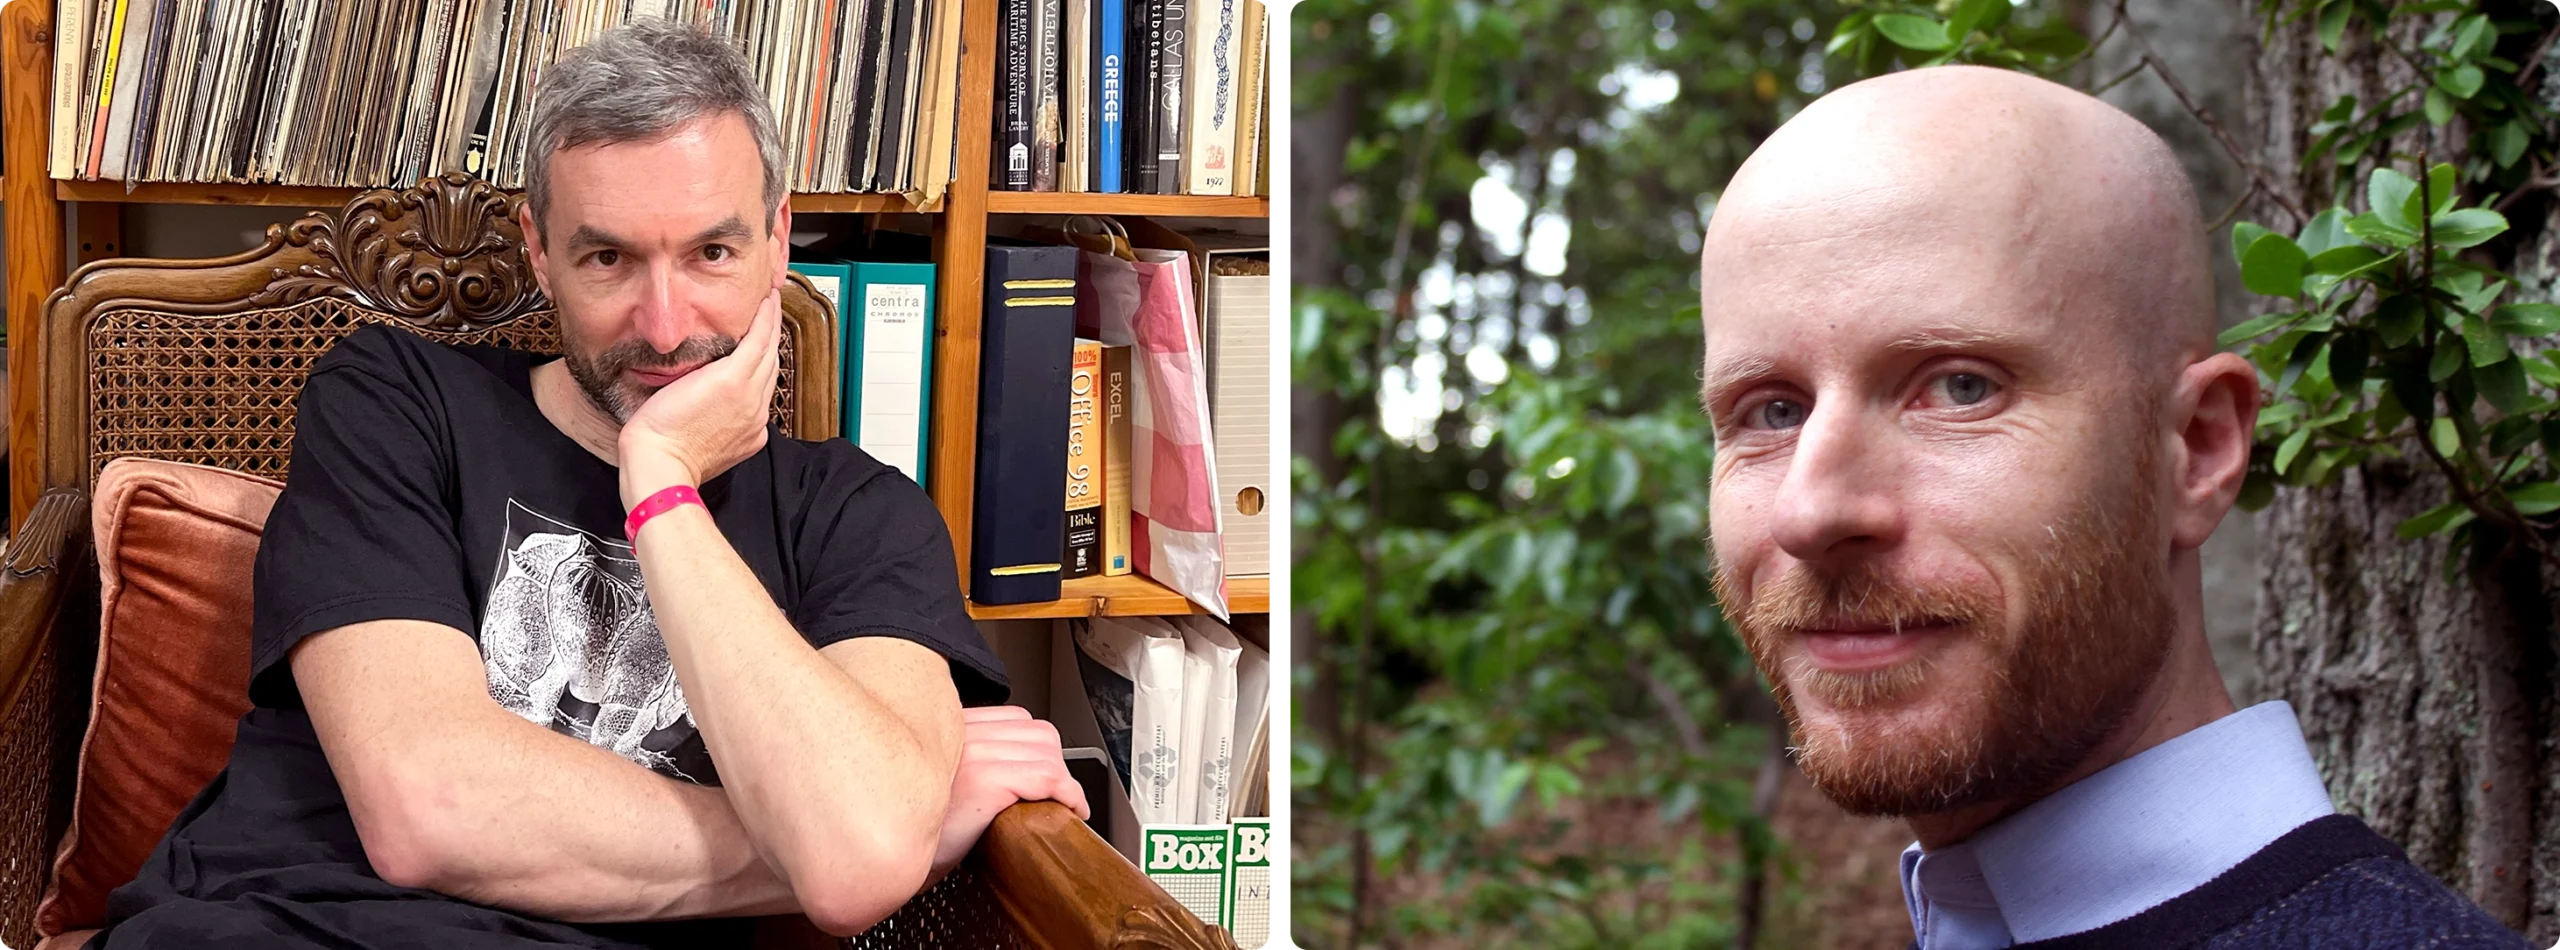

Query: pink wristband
[[624, 485, 704, 552]]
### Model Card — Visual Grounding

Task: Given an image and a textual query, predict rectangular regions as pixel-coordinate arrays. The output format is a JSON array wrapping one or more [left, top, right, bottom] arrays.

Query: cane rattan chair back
[[39, 173, 835, 495]]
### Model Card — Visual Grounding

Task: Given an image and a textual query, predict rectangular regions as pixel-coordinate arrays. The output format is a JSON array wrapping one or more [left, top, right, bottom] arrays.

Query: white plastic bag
[[1176, 619, 1241, 824]]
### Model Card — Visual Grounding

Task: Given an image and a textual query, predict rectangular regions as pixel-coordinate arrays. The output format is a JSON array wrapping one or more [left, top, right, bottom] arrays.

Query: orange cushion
[[35, 459, 281, 935]]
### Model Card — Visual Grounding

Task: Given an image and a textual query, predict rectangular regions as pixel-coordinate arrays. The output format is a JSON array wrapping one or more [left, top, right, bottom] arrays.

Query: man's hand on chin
[[617, 287, 784, 505], [933, 706, 1091, 879]]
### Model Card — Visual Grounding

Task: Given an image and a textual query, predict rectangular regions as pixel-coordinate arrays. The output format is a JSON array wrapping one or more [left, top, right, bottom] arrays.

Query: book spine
[[1181, 0, 1233, 195], [1101, 342, 1132, 575], [1152, 0, 1184, 193], [86, 0, 131, 178], [849, 262, 935, 486], [971, 247, 1080, 605], [1095, 0, 1121, 193], [1030, 0, 1060, 190], [1064, 339, 1103, 578], [49, 0, 89, 178], [994, 0, 1032, 190], [1127, 0, 1156, 194]]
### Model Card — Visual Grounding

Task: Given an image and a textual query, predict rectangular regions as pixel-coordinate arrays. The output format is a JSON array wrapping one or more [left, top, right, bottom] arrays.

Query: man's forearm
[[626, 498, 961, 934], [354, 697, 801, 922]]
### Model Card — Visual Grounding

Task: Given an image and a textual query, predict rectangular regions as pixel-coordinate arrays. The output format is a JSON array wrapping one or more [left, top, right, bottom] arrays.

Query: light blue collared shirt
[[1897, 701, 2337, 948]]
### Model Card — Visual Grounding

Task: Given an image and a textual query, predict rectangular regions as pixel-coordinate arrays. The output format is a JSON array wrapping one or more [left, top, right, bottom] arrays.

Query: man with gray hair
[[88, 21, 1083, 948]]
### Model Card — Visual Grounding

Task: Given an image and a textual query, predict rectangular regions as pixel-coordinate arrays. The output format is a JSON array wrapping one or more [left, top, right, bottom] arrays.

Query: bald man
[[1699, 67, 2531, 949]]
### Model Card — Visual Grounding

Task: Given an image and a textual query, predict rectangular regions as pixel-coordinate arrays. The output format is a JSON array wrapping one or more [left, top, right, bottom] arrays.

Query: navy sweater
[[1976, 814, 2531, 949]]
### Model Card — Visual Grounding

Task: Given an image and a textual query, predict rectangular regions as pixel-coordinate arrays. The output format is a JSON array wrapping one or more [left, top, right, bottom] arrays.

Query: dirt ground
[[1758, 765, 1918, 949]]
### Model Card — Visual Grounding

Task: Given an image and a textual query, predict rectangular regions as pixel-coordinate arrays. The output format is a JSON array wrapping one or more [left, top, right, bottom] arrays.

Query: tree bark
[[2244, 5, 2560, 937]]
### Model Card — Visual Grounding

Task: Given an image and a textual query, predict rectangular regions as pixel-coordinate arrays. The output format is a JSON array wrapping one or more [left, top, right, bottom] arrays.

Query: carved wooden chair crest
[[0, 173, 1235, 950]]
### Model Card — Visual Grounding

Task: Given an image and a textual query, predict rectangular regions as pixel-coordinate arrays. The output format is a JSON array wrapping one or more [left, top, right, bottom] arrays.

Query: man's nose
[[1768, 402, 1904, 563], [631, 262, 698, 354]]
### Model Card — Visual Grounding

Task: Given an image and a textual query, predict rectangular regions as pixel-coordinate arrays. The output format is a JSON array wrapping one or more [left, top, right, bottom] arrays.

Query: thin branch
[[2516, 22, 2560, 91], [2208, 180, 2266, 234], [2044, 11, 2123, 81], [2092, 58, 2149, 97], [2109, 0, 2310, 226], [2490, 158, 2560, 216]]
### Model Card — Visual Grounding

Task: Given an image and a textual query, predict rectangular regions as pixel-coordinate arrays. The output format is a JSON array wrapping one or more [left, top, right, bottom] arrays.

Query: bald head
[[1703, 66, 2214, 373]]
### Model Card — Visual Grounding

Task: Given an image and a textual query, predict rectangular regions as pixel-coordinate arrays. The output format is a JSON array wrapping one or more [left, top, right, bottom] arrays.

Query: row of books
[[970, 239, 1270, 611], [1051, 614, 1272, 944], [992, 0, 1269, 195], [47, 0, 964, 199]]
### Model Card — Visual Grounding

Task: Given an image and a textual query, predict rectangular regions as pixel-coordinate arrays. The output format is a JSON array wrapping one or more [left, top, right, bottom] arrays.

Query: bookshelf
[[0, 0, 1270, 623]]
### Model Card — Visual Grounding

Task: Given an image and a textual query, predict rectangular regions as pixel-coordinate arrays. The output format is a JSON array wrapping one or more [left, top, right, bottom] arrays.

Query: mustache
[[591, 335, 738, 377], [1725, 562, 1998, 638]]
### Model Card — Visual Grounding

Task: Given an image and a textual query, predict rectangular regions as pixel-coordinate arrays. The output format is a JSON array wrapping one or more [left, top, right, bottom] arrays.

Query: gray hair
[[525, 20, 784, 236]]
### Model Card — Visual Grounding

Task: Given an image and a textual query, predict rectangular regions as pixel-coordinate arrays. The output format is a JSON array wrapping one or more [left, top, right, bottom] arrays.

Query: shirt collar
[[1896, 701, 2336, 947]]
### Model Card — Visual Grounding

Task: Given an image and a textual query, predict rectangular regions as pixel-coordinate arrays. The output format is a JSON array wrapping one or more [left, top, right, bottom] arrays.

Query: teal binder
[[844, 261, 939, 487]]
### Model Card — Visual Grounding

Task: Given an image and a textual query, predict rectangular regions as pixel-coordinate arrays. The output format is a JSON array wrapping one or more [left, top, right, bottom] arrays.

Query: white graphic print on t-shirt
[[478, 500, 710, 783]]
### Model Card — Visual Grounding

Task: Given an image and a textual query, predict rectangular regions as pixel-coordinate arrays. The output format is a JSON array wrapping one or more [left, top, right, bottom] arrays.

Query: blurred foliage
[[1290, 0, 1864, 945]]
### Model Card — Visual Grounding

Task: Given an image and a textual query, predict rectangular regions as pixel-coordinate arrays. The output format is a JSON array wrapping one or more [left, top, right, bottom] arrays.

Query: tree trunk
[[2245, 6, 2560, 938]]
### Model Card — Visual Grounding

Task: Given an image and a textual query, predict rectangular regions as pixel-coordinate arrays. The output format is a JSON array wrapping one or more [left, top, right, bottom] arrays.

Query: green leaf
[[2491, 303, 2560, 336], [2437, 64, 2485, 99], [2317, 0, 2352, 52], [1604, 446, 1641, 515], [2369, 168, 2419, 232], [2374, 296, 2425, 347], [1945, 0, 2000, 42], [2478, 354, 2528, 412], [2231, 221, 2273, 265], [1873, 14, 1953, 51], [2220, 309, 2301, 347], [2431, 416, 2462, 457], [2236, 467, 2277, 511], [2428, 163, 2459, 217], [2344, 211, 2418, 248], [2524, 357, 2560, 387], [2307, 244, 2384, 276], [2491, 120, 2531, 169], [2241, 233, 2310, 297], [2396, 500, 2474, 538], [2431, 334, 2467, 382], [2278, 332, 2326, 395], [2274, 426, 2313, 474], [2425, 87, 2455, 125], [1826, 12, 1873, 54], [2389, 356, 2436, 423], [2295, 209, 2351, 256], [2511, 482, 2560, 516], [2451, 13, 2493, 60], [2329, 330, 2370, 392], [2430, 208, 2509, 249], [2464, 312, 2512, 365]]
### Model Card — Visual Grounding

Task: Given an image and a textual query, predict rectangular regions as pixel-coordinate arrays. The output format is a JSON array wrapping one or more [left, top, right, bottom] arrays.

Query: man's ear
[[519, 204, 554, 299], [2166, 351, 2261, 550]]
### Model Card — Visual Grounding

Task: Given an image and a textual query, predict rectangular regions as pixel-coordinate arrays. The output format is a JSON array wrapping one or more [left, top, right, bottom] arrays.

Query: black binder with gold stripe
[[970, 244, 1080, 605]]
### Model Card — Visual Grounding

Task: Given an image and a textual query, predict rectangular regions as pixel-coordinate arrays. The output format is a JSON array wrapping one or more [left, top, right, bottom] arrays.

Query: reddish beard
[[1714, 440, 2174, 818]]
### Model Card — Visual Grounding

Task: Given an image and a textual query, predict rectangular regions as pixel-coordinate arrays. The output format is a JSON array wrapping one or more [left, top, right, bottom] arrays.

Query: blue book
[[971, 245, 1079, 605], [786, 260, 854, 435], [1095, 0, 1125, 193], [844, 261, 938, 488]]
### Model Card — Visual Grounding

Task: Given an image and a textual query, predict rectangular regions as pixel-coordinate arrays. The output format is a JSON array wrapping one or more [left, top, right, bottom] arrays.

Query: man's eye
[[703, 245, 731, 262], [1930, 372, 1999, 407], [590, 250, 620, 267], [1748, 399, 1808, 430]]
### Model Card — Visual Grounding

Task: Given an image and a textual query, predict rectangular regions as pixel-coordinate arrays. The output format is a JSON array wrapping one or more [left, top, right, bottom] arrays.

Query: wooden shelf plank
[[967, 574, 1270, 620], [984, 193, 1268, 218], [56, 179, 939, 213]]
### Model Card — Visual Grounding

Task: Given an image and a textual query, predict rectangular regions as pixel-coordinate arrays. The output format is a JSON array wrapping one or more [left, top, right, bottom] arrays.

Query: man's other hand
[[933, 706, 1091, 877]]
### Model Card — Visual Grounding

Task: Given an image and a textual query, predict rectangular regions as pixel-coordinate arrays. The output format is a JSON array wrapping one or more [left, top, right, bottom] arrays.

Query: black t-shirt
[[98, 325, 1006, 949]]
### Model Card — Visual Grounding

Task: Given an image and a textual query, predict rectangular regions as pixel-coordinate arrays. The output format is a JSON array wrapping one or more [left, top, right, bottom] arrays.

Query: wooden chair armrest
[[976, 801, 1239, 950], [0, 487, 93, 950]]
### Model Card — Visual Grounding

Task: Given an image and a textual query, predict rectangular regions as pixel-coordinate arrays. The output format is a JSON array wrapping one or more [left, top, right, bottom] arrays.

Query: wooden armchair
[[0, 173, 1235, 950]]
